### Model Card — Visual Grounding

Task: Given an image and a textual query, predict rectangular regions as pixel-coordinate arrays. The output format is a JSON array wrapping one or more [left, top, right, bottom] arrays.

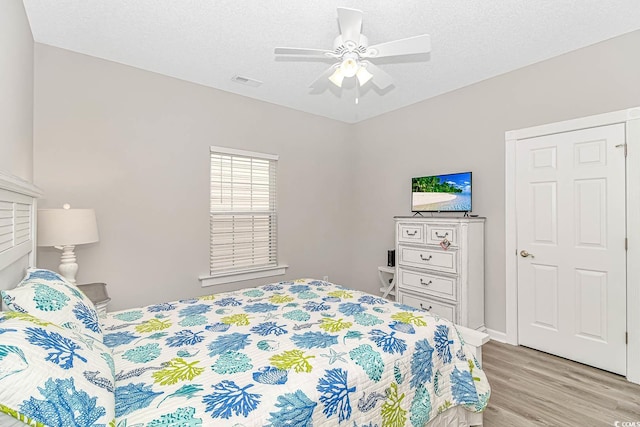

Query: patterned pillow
[[16, 268, 67, 287], [1, 269, 103, 342], [0, 311, 115, 427]]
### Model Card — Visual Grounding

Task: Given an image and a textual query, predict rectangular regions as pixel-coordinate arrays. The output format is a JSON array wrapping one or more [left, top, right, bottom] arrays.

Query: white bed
[[0, 170, 489, 427]]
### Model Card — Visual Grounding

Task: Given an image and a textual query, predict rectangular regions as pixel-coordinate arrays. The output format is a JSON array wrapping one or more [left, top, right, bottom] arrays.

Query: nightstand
[[378, 266, 396, 300], [77, 283, 111, 316]]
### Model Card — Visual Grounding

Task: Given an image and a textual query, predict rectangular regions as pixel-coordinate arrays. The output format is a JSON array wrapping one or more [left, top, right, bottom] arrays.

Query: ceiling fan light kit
[[328, 53, 373, 88], [339, 54, 359, 78], [328, 67, 345, 87], [275, 7, 431, 96], [355, 66, 373, 86]]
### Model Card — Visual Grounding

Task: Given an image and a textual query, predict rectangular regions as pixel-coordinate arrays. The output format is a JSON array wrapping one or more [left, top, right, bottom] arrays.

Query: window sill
[[199, 264, 288, 287]]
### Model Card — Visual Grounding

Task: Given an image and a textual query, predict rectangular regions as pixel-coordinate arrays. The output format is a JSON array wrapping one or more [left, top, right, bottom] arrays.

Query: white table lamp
[[37, 204, 99, 284]]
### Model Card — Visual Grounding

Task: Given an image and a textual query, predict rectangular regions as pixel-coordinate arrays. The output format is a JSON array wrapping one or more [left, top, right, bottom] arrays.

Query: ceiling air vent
[[231, 75, 262, 87]]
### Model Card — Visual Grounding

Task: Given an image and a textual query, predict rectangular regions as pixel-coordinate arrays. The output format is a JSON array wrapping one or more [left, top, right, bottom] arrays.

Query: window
[[203, 146, 285, 286]]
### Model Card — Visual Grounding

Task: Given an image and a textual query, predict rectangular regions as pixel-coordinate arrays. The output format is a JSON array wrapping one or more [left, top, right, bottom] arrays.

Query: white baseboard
[[486, 328, 508, 343]]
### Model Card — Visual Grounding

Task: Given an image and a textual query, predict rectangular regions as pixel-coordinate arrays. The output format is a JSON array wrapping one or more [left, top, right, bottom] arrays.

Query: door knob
[[520, 250, 534, 258]]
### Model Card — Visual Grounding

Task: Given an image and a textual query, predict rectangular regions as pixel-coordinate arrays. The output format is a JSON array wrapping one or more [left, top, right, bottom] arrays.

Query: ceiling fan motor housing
[[333, 35, 368, 57]]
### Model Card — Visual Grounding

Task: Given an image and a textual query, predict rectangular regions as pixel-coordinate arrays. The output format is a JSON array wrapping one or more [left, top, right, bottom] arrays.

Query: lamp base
[[57, 245, 78, 284]]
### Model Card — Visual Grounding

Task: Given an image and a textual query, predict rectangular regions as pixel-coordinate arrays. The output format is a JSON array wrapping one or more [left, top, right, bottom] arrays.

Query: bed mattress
[[103, 279, 490, 426]]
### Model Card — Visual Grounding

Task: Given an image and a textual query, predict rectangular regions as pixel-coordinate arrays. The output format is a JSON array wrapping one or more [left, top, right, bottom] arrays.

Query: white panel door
[[516, 123, 626, 375]]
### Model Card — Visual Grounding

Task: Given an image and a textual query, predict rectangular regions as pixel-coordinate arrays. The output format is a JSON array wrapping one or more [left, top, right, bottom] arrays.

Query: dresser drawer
[[398, 268, 457, 301], [399, 246, 458, 274], [398, 223, 425, 244], [398, 292, 458, 323], [426, 224, 458, 246]]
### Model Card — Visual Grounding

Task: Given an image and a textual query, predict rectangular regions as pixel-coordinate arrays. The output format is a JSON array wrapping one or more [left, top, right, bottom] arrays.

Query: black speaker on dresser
[[387, 250, 395, 267]]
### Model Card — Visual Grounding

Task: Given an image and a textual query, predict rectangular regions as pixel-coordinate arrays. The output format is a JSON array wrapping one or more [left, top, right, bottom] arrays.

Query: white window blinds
[[209, 146, 278, 275]]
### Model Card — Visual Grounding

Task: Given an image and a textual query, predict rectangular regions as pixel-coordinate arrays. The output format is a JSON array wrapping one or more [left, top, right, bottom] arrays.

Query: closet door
[[516, 123, 627, 375]]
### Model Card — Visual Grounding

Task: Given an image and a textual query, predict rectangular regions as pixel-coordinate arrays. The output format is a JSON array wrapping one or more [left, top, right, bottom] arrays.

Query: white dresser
[[394, 216, 485, 330]]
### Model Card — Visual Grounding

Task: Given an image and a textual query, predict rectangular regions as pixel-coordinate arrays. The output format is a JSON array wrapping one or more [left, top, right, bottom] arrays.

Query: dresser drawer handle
[[419, 278, 433, 286], [420, 303, 433, 312], [406, 230, 417, 236], [419, 254, 432, 261], [435, 231, 449, 238]]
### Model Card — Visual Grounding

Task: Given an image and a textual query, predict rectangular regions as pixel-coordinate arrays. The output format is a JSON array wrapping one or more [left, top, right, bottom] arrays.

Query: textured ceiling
[[22, 0, 640, 123]]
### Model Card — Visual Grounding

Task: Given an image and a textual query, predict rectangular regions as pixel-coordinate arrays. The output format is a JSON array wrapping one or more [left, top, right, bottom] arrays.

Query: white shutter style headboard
[[0, 170, 42, 293]]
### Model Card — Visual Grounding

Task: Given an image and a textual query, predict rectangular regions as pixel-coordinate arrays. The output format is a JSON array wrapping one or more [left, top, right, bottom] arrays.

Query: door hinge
[[625, 238, 628, 251], [616, 143, 628, 157], [626, 332, 628, 344]]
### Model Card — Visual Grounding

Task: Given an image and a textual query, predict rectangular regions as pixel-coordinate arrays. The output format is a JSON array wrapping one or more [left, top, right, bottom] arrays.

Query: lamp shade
[[329, 67, 345, 87], [37, 207, 99, 247], [356, 66, 373, 86]]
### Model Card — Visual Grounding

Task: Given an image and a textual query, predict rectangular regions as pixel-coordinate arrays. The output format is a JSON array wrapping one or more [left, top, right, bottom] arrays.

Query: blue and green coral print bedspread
[[103, 279, 490, 426]]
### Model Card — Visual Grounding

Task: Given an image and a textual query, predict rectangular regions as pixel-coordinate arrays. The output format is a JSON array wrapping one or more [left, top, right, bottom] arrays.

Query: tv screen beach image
[[412, 173, 472, 212]]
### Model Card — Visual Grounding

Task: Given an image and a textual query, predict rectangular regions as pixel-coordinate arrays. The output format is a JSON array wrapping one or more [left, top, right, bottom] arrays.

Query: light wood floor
[[482, 341, 640, 426]]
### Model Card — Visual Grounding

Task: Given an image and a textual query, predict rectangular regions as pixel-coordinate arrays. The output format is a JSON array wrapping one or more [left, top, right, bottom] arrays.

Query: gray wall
[[33, 30, 640, 332], [0, 0, 33, 181], [34, 45, 354, 310], [350, 30, 640, 333]]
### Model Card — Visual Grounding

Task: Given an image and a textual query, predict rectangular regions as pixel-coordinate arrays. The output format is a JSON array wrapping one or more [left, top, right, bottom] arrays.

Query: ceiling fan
[[274, 7, 431, 92]]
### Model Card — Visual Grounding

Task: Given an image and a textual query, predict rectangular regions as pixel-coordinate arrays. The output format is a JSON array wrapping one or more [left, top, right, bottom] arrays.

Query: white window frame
[[200, 146, 287, 287]]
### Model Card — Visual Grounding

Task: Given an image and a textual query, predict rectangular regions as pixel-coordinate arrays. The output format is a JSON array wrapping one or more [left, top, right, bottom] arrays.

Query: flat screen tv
[[411, 172, 472, 212]]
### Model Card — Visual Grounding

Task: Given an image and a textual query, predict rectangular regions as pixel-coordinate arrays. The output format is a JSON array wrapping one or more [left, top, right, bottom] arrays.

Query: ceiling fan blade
[[275, 47, 334, 57], [361, 61, 394, 90], [365, 34, 431, 58], [309, 65, 338, 91], [337, 7, 362, 45]]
